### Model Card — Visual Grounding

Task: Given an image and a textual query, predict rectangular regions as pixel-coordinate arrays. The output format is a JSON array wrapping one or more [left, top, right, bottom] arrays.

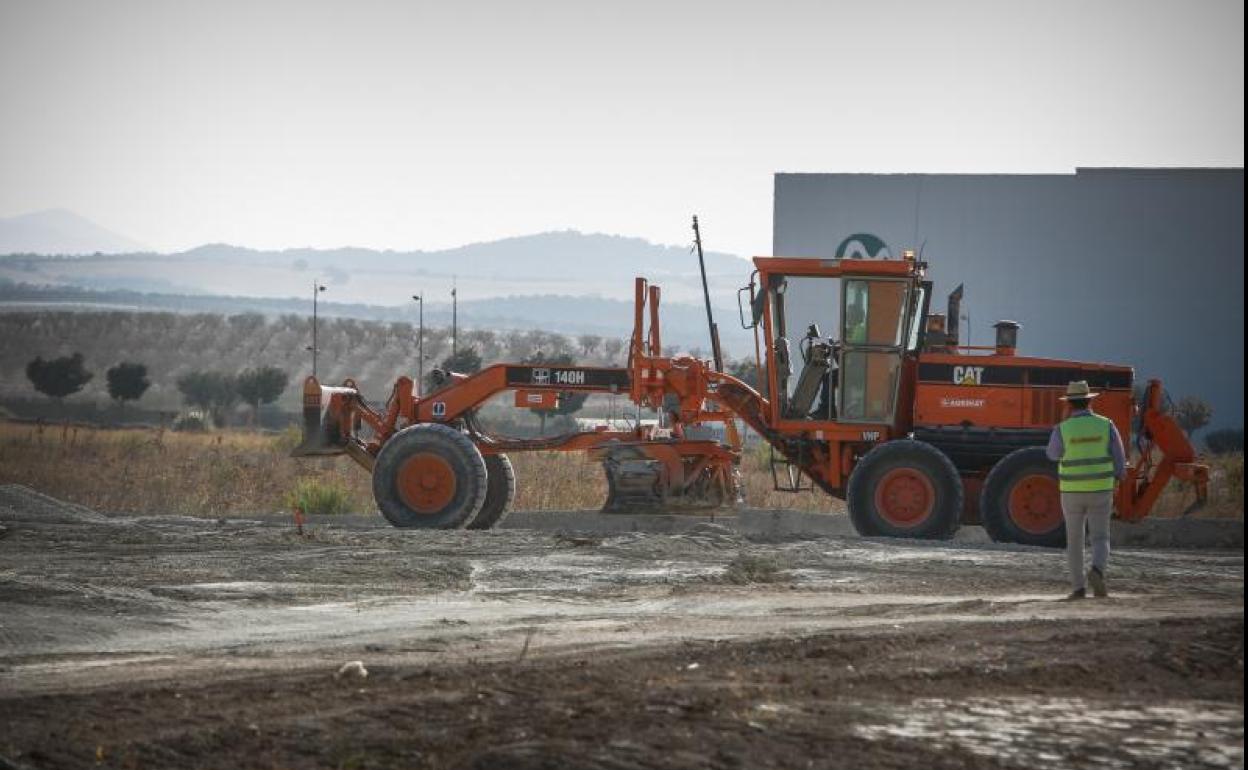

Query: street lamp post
[[312, 281, 327, 377], [412, 293, 424, 393]]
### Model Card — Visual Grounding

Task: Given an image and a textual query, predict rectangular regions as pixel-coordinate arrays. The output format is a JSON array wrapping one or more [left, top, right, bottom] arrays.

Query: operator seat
[[785, 324, 838, 420]]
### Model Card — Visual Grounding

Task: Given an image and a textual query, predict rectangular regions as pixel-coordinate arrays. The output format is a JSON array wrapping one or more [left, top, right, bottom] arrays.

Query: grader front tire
[[372, 424, 488, 529], [847, 440, 963, 540]]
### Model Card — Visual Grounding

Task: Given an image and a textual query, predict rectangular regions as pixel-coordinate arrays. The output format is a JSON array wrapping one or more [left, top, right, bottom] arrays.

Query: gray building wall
[[773, 168, 1244, 431]]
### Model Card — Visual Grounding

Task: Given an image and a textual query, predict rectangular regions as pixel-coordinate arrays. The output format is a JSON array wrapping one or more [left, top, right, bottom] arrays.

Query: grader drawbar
[[294, 252, 1208, 546]]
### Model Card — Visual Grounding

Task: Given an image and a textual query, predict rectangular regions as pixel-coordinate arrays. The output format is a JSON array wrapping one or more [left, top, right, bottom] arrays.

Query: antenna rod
[[692, 215, 724, 371]]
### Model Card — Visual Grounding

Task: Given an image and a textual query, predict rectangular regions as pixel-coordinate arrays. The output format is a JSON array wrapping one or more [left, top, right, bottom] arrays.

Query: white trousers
[[1061, 491, 1113, 591]]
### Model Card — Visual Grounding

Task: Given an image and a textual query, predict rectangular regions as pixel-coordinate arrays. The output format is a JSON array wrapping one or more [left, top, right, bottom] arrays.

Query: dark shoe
[[1061, 588, 1087, 601], [1088, 567, 1107, 598]]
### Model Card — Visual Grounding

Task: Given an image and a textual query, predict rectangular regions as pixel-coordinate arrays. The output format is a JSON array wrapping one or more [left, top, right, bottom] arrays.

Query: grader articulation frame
[[294, 252, 1208, 546]]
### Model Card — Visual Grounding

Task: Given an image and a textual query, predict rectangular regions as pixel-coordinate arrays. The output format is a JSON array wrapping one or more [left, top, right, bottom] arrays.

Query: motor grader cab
[[754, 257, 927, 426], [726, 256, 931, 499]]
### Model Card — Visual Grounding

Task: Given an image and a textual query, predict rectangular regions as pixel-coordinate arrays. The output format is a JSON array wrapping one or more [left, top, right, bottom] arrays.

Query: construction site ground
[[0, 484, 1243, 770]]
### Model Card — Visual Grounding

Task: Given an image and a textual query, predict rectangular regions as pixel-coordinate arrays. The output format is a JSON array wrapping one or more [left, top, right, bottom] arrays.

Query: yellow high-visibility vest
[[1058, 414, 1116, 493]]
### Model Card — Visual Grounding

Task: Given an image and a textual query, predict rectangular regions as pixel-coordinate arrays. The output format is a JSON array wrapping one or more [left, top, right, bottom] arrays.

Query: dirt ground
[[0, 484, 1243, 770]]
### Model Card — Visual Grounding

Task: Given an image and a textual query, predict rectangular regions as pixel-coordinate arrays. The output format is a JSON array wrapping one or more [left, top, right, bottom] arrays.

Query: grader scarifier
[[294, 250, 1208, 547]]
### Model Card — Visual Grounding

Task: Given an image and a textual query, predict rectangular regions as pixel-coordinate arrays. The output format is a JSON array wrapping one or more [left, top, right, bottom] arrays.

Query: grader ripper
[[294, 252, 1208, 547]]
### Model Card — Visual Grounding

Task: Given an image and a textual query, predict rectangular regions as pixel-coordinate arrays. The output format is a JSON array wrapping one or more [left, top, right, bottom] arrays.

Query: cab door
[[838, 277, 912, 423]]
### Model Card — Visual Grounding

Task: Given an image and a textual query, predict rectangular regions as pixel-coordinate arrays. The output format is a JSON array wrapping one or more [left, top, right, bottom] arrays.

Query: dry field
[[0, 422, 857, 517], [0, 421, 1240, 520]]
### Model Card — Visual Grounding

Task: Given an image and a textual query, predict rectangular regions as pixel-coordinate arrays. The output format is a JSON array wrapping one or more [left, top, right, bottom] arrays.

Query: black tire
[[980, 447, 1066, 548], [372, 423, 487, 529], [847, 439, 963, 540], [467, 453, 516, 530]]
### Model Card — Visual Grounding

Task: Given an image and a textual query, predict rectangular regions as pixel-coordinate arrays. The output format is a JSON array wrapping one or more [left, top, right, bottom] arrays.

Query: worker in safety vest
[[1045, 380, 1126, 600]]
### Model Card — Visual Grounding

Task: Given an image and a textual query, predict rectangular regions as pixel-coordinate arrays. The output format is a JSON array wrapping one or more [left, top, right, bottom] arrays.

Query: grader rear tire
[[847, 440, 963, 540], [980, 447, 1066, 548], [372, 424, 487, 529], [467, 453, 516, 530]]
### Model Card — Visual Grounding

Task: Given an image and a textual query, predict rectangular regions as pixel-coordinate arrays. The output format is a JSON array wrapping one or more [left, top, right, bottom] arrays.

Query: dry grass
[[0, 422, 372, 516], [1153, 451, 1244, 519], [0, 421, 845, 517], [0, 421, 1238, 520], [720, 552, 790, 584], [508, 452, 608, 511]]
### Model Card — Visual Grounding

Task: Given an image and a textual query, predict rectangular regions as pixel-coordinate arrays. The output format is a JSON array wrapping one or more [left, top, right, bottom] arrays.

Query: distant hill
[[0, 209, 148, 255], [0, 229, 753, 307]]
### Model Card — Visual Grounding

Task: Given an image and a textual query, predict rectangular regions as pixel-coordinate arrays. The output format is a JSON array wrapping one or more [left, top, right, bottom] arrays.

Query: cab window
[[840, 279, 910, 422], [843, 279, 908, 347]]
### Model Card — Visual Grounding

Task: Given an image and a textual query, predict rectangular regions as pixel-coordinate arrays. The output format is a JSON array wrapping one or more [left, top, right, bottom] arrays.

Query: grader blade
[[600, 443, 738, 514], [290, 376, 354, 457], [603, 456, 667, 512]]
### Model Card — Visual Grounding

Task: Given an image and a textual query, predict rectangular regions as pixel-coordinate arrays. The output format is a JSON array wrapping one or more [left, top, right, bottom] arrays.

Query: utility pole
[[412, 293, 424, 392], [692, 216, 724, 371], [311, 280, 326, 377], [451, 277, 458, 360]]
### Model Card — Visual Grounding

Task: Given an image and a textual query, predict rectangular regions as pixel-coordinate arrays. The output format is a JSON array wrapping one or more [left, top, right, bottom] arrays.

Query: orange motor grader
[[294, 251, 1207, 546]]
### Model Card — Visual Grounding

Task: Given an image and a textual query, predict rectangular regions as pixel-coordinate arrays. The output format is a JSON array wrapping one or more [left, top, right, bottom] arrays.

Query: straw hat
[[1059, 380, 1099, 400]]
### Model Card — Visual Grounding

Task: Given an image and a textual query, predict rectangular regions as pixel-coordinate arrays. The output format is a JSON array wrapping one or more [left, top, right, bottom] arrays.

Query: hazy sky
[[1, 0, 1242, 256]]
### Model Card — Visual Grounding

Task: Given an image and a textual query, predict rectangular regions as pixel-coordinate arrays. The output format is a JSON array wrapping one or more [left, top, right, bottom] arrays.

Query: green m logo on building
[[835, 233, 892, 259]]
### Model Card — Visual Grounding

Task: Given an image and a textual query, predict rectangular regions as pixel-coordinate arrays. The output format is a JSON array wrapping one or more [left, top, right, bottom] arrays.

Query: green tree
[[1204, 428, 1243, 455], [26, 353, 93, 403], [727, 357, 762, 391], [602, 337, 625, 364], [426, 347, 483, 392], [176, 370, 239, 427], [577, 334, 601, 358], [1171, 395, 1213, 437], [441, 347, 483, 374], [522, 352, 588, 435], [236, 366, 289, 425], [106, 362, 151, 414]]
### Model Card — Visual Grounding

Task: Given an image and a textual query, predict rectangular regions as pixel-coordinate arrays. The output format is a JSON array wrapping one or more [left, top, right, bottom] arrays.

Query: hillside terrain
[[0, 229, 752, 308], [0, 210, 147, 255]]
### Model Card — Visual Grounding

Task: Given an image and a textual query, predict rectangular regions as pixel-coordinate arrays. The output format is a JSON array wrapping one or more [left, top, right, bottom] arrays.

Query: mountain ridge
[[1, 226, 754, 309], [0, 209, 149, 256]]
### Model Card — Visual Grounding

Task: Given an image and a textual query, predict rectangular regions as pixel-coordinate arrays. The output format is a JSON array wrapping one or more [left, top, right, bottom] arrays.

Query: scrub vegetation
[[0, 421, 1239, 520]]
